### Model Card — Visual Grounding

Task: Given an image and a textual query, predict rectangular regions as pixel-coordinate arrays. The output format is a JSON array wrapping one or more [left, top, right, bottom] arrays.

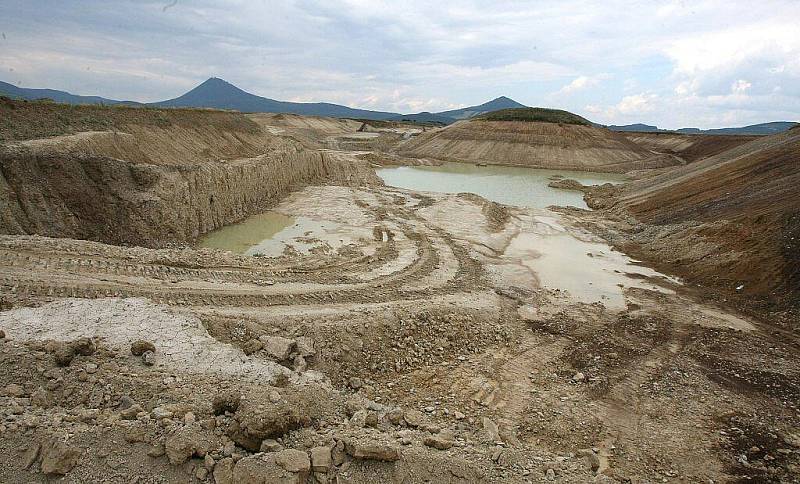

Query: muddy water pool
[[197, 213, 371, 257], [376, 162, 625, 209]]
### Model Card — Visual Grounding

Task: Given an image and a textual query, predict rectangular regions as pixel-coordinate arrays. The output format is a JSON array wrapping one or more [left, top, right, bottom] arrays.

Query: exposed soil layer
[[0, 101, 378, 247], [398, 120, 681, 173], [581, 126, 800, 306], [621, 131, 759, 163]]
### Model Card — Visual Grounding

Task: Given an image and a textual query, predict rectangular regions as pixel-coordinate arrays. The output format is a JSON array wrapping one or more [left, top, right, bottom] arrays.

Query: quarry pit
[[0, 101, 798, 483]]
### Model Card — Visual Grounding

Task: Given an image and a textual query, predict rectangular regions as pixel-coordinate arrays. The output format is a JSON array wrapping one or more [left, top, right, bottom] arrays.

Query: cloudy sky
[[1, 0, 799, 128]]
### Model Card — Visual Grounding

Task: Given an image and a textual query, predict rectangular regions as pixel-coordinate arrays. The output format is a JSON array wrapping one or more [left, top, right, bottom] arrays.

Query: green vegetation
[[478, 107, 592, 125]]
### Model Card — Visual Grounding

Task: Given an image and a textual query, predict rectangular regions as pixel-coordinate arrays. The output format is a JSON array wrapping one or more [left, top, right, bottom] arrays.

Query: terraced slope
[[398, 118, 676, 173], [622, 131, 758, 162], [595, 126, 800, 302]]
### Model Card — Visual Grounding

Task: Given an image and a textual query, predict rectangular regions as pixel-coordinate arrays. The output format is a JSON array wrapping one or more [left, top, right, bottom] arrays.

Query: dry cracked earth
[[0, 181, 799, 483]]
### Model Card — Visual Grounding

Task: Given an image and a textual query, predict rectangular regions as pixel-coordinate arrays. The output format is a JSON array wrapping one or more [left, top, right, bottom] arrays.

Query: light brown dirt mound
[[622, 131, 758, 163], [0, 98, 259, 144], [588, 126, 800, 303], [249, 112, 363, 135], [398, 119, 674, 173]]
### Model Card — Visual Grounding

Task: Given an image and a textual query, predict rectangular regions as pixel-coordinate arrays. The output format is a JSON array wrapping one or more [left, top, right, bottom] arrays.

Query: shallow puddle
[[508, 226, 675, 309], [197, 212, 294, 254], [198, 213, 373, 257], [377, 162, 625, 209]]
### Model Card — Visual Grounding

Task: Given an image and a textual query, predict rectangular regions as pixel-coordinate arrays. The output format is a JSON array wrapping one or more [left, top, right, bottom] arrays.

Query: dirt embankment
[[0, 101, 378, 247], [621, 131, 758, 163], [397, 119, 681, 173], [585, 126, 800, 306]]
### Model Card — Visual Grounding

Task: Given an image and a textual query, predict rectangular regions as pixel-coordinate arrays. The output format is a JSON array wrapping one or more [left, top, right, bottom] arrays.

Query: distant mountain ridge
[[437, 96, 526, 120], [607, 123, 662, 133], [151, 78, 400, 120], [608, 121, 798, 136], [0, 77, 527, 123], [0, 80, 139, 106], [2, 78, 795, 133]]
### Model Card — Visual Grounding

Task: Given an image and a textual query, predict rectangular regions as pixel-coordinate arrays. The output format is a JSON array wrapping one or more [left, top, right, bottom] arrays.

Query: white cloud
[[1, 0, 799, 126], [616, 93, 658, 114], [731, 80, 752, 94], [555, 74, 610, 95]]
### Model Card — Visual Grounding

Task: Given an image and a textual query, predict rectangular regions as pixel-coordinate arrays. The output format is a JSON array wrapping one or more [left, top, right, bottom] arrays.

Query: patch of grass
[[478, 107, 591, 125]]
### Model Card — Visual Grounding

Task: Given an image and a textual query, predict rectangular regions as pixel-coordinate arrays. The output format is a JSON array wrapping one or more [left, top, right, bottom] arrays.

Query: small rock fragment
[[151, 406, 173, 420], [71, 337, 96, 356], [275, 449, 311, 474], [295, 337, 315, 357], [120, 404, 143, 420], [165, 423, 220, 465], [481, 417, 500, 442], [310, 446, 332, 472], [142, 350, 156, 366], [54, 345, 76, 367], [212, 392, 241, 415], [364, 411, 379, 428], [213, 457, 235, 484], [344, 441, 400, 461], [22, 443, 41, 469], [293, 355, 307, 372], [424, 435, 454, 450], [130, 340, 156, 356], [147, 443, 166, 458], [348, 377, 363, 390], [119, 395, 135, 410], [40, 439, 80, 475], [386, 407, 404, 425], [331, 440, 347, 466], [242, 339, 263, 356], [403, 409, 426, 427], [4, 383, 24, 397], [259, 336, 295, 361], [259, 439, 283, 453]]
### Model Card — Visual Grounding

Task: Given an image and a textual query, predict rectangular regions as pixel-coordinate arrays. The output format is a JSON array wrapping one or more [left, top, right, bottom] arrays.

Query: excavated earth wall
[[0, 102, 378, 247]]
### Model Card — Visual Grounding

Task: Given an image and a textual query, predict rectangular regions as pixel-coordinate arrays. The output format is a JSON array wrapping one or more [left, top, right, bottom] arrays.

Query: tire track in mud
[[0, 191, 487, 310]]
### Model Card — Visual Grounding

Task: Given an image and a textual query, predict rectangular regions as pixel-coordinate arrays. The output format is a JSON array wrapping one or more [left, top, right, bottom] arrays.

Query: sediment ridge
[[398, 119, 678, 173]]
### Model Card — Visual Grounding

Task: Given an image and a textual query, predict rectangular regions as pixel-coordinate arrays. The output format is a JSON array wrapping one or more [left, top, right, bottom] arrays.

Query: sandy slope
[[397, 119, 680, 173], [621, 131, 758, 163], [586, 126, 800, 302]]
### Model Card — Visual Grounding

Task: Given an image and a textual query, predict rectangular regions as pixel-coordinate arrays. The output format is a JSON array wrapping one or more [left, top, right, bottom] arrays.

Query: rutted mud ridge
[[0, 101, 798, 484]]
